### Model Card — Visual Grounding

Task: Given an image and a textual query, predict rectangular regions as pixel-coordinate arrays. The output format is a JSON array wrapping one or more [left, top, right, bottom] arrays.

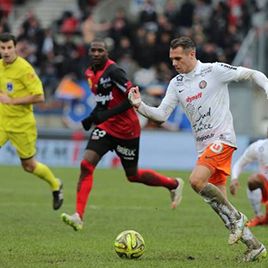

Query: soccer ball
[[114, 230, 145, 259]]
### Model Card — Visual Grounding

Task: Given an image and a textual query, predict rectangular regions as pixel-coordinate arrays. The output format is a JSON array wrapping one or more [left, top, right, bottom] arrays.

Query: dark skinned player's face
[[89, 41, 108, 70]]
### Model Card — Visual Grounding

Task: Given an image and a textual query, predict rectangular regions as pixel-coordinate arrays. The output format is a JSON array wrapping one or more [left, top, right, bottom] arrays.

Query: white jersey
[[231, 139, 268, 180], [138, 61, 268, 155]]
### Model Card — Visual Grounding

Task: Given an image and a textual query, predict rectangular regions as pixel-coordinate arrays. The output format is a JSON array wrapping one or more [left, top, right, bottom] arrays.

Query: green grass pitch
[[0, 165, 267, 268]]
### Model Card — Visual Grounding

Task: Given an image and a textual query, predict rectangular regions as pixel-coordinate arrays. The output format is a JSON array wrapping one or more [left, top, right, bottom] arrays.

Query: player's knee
[[127, 175, 139, 182], [80, 159, 95, 177], [248, 174, 262, 190], [124, 167, 140, 183], [189, 175, 205, 192], [22, 162, 35, 173]]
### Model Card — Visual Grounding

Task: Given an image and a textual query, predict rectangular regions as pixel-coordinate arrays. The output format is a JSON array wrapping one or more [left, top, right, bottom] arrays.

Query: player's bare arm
[[0, 92, 44, 105]]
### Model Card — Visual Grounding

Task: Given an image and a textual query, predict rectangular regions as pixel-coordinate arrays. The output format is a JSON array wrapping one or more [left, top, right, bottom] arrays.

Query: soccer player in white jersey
[[230, 130, 268, 227], [128, 36, 268, 262]]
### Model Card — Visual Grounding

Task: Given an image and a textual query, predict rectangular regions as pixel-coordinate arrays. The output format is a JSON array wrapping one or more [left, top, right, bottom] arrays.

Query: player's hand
[[229, 179, 239, 196], [128, 86, 141, 108]]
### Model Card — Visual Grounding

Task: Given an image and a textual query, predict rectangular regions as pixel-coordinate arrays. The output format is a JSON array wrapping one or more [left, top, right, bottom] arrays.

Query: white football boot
[[243, 243, 267, 262], [170, 177, 184, 209], [61, 212, 83, 231]]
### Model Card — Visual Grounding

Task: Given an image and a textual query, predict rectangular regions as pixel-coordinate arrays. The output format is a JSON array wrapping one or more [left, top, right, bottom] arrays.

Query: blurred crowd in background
[[0, 0, 264, 130]]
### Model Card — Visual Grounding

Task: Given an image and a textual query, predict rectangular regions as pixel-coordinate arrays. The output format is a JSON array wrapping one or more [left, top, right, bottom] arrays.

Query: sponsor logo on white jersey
[[220, 63, 237, 70], [186, 92, 202, 103], [199, 80, 207, 89]]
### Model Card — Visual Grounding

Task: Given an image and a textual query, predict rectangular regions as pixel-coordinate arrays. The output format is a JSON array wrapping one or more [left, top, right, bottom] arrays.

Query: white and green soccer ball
[[114, 230, 145, 259]]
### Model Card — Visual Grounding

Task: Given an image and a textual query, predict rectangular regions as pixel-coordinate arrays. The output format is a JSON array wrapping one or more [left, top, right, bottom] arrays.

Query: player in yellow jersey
[[0, 32, 63, 210]]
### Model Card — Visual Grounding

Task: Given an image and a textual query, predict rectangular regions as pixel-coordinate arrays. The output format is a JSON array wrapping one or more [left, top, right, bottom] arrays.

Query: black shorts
[[86, 128, 139, 168]]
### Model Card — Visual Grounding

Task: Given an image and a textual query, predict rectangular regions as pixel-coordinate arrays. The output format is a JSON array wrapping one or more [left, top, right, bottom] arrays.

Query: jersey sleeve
[[21, 65, 43, 95], [109, 64, 133, 94], [137, 78, 179, 122], [214, 62, 268, 96], [231, 142, 258, 180], [213, 62, 245, 83]]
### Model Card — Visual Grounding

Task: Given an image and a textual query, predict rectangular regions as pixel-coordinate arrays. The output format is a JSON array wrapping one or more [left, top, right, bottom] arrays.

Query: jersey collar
[[184, 60, 201, 78]]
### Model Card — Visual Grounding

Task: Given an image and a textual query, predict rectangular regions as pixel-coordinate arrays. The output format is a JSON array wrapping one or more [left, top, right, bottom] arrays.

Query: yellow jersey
[[0, 56, 43, 131]]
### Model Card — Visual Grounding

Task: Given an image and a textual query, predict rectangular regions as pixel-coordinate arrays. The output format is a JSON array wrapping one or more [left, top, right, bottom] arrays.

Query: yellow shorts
[[0, 123, 37, 159], [197, 142, 236, 186]]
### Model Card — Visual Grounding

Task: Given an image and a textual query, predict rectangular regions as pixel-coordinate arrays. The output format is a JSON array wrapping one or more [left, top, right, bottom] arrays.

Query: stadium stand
[[1, 0, 267, 135]]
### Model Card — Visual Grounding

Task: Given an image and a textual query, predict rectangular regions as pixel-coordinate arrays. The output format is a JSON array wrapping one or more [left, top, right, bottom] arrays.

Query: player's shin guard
[[128, 169, 177, 190], [199, 183, 240, 228], [76, 160, 95, 219]]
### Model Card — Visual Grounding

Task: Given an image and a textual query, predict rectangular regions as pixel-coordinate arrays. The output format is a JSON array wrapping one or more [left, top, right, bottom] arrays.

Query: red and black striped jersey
[[85, 59, 141, 139]]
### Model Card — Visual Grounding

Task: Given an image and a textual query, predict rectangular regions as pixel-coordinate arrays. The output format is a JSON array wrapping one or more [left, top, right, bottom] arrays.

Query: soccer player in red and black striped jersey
[[61, 39, 184, 231]]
